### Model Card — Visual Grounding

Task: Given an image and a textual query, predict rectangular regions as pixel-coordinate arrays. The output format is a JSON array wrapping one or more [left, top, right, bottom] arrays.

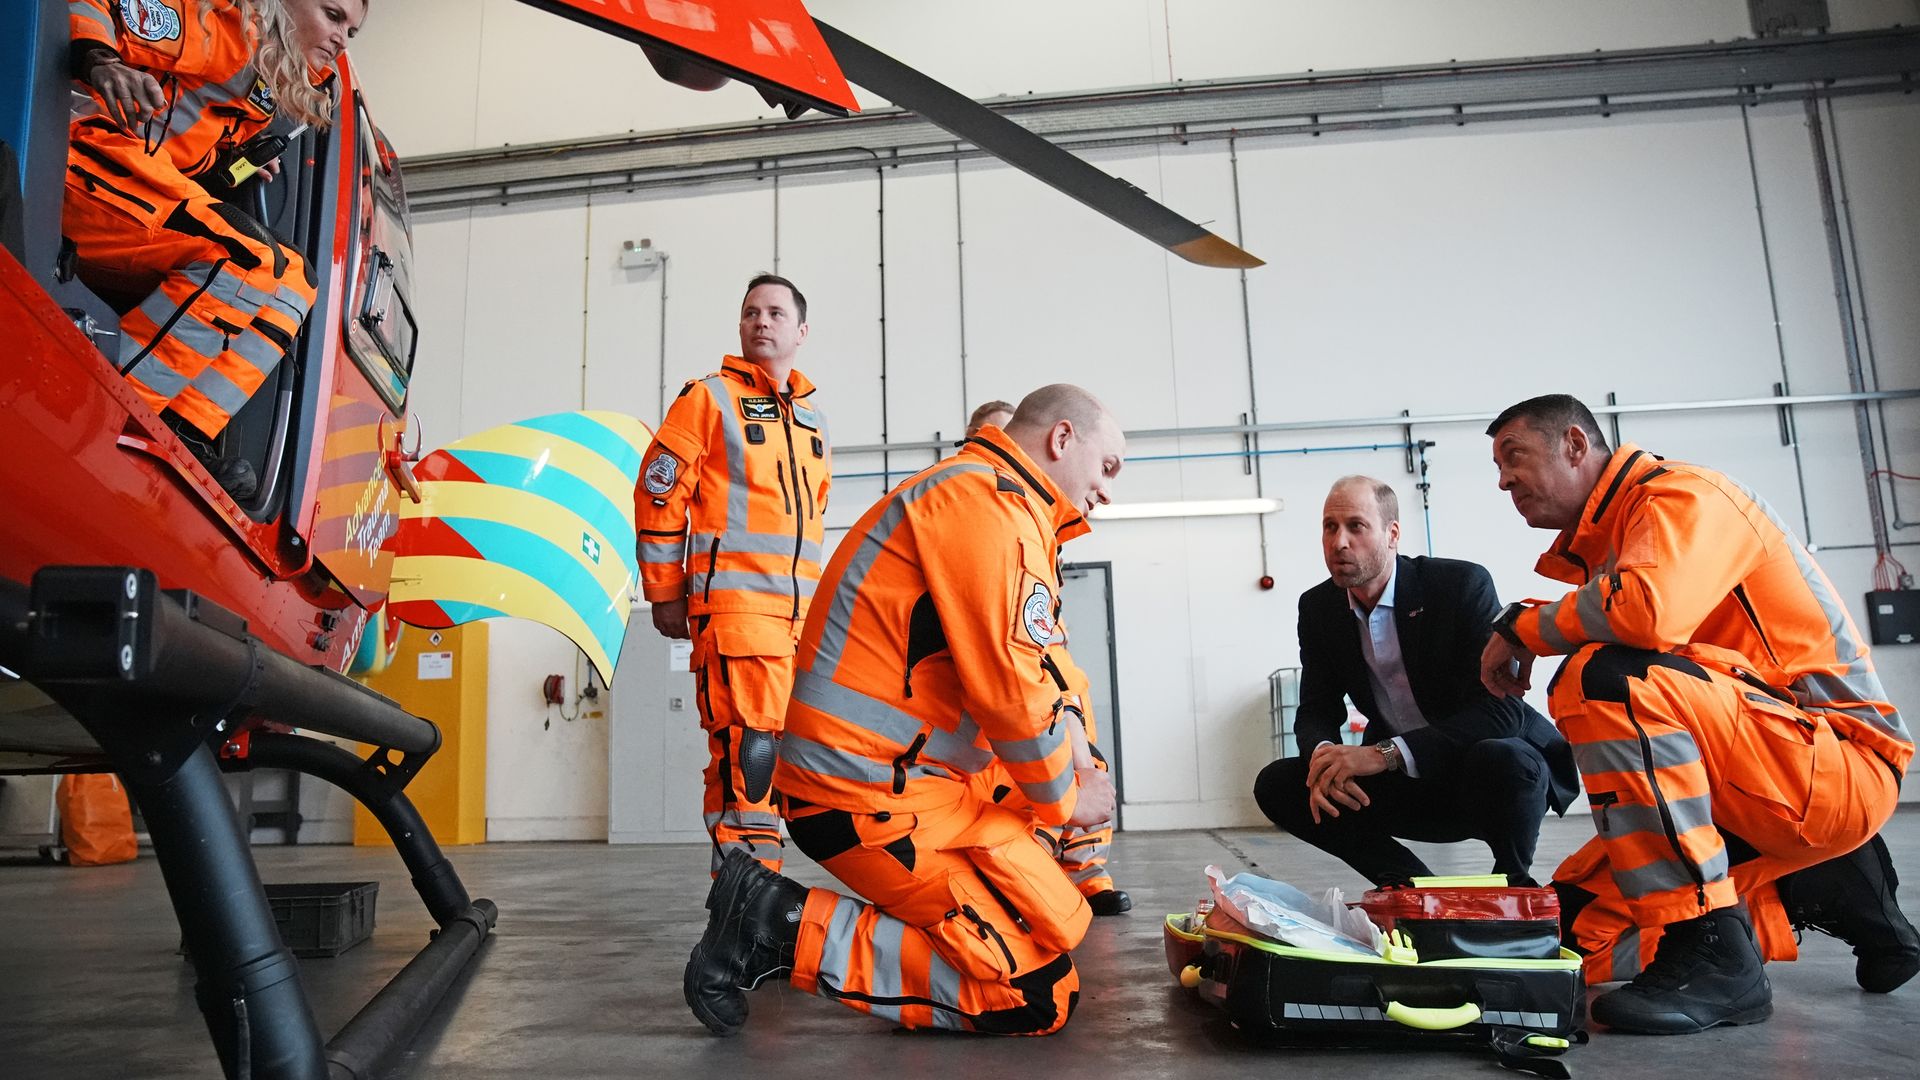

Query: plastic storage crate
[[264, 881, 379, 957]]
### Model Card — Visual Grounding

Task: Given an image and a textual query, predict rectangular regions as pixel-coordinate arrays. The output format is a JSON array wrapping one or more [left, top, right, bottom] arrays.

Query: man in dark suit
[[1253, 476, 1578, 886]]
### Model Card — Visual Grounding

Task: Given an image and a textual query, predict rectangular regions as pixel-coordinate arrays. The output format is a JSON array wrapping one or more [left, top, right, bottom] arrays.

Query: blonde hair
[[189, 0, 342, 128]]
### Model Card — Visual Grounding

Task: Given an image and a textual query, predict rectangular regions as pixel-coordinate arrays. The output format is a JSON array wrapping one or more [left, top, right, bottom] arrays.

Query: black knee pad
[[1578, 644, 1709, 704], [739, 728, 779, 804], [209, 200, 287, 278]]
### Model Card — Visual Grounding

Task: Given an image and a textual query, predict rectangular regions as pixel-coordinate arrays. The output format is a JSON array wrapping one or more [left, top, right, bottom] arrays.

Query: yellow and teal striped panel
[[388, 411, 653, 682]]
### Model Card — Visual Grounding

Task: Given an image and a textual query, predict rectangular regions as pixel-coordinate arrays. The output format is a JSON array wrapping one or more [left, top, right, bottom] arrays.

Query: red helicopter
[[0, 2, 1258, 1077]]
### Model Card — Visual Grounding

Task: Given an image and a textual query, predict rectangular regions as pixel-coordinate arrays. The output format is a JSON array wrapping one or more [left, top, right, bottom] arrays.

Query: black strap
[[1488, 1026, 1585, 1080]]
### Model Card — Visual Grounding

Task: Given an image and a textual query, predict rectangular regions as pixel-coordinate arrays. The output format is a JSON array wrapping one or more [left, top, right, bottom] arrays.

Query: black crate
[[264, 881, 378, 958]]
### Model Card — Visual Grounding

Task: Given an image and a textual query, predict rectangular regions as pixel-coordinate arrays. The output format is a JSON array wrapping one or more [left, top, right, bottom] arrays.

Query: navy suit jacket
[[1294, 554, 1578, 814]]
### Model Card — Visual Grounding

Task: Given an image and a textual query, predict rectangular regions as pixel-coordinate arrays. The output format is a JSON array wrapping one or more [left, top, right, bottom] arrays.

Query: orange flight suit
[[1507, 445, 1911, 984], [971, 632, 1118, 897], [775, 426, 1095, 1035], [66, 0, 318, 438], [636, 358, 829, 873]]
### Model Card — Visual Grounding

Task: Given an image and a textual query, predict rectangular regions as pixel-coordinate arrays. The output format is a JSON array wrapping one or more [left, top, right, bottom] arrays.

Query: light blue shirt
[[1344, 564, 1430, 777]]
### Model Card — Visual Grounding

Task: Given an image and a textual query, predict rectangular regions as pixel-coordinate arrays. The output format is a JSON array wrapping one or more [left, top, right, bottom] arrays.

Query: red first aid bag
[[58, 774, 138, 866], [1355, 881, 1560, 961]]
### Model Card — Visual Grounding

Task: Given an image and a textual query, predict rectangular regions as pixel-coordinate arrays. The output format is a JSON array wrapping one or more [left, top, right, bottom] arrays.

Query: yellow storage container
[[354, 622, 487, 846]]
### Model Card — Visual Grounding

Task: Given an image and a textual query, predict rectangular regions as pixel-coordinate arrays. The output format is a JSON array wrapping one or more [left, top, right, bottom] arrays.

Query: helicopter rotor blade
[[813, 20, 1263, 269]]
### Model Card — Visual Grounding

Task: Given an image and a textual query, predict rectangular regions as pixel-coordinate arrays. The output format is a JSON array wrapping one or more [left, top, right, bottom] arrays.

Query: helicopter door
[[306, 88, 418, 608]]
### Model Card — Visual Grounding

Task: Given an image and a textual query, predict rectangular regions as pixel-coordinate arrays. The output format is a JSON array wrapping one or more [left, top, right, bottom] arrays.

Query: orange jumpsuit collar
[[961, 425, 1092, 544], [1534, 442, 1656, 585], [721, 355, 815, 398]]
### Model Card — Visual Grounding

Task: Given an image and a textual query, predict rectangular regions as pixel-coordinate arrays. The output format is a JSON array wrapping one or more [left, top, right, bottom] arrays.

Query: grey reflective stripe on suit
[[810, 463, 993, 680], [1613, 846, 1729, 900]]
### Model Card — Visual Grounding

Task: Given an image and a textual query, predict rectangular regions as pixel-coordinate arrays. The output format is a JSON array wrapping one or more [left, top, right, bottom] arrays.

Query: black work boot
[[1590, 906, 1772, 1034], [1087, 888, 1133, 916], [1779, 834, 1920, 994], [684, 851, 808, 1036]]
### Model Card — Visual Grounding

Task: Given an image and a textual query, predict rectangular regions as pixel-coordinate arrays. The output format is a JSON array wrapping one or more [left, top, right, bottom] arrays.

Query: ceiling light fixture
[[1090, 497, 1283, 521]]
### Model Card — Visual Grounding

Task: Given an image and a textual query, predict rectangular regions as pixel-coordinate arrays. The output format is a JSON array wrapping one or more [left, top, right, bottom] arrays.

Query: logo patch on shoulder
[[1022, 583, 1055, 646], [740, 397, 780, 422], [121, 0, 183, 42], [643, 452, 679, 496], [247, 77, 277, 115]]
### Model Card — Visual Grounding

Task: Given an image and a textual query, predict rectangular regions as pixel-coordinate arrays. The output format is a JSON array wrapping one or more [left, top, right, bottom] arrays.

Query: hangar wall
[[318, 0, 1920, 840]]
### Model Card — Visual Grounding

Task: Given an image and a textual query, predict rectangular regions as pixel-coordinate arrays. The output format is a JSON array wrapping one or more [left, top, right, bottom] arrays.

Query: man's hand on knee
[[1480, 633, 1535, 697], [1307, 777, 1369, 824]]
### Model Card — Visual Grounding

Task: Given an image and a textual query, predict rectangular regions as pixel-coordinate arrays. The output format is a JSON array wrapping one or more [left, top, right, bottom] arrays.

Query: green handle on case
[[1384, 1000, 1482, 1030]]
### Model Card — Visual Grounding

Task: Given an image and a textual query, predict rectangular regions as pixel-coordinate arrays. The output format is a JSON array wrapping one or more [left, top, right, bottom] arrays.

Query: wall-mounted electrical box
[[1866, 591, 1919, 646]]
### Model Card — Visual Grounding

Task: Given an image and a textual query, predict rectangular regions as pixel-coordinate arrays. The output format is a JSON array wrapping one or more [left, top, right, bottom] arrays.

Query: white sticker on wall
[[668, 641, 693, 672], [419, 651, 454, 680]]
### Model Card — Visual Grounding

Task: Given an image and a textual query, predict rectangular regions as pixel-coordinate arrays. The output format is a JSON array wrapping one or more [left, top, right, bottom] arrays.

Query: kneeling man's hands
[[1304, 743, 1378, 824], [1067, 766, 1116, 828]]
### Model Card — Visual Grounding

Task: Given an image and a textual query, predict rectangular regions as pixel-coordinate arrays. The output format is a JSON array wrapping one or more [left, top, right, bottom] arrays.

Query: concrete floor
[[2, 810, 1916, 1079]]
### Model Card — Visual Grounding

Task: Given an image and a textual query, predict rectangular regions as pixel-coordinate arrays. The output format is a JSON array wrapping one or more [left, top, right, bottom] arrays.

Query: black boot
[[684, 850, 808, 1036], [164, 413, 258, 500], [1779, 834, 1920, 993], [1087, 888, 1132, 916], [1590, 906, 1772, 1034]]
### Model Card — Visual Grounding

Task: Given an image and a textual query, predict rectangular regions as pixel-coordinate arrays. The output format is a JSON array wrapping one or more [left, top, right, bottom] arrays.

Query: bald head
[[1005, 384, 1107, 440], [1004, 384, 1125, 517]]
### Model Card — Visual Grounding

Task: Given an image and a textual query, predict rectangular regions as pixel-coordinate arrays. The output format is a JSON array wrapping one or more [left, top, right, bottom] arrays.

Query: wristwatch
[[1376, 740, 1403, 772], [1491, 601, 1527, 649]]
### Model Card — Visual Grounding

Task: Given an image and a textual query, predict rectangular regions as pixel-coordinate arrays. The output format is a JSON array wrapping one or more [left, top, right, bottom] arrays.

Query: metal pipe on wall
[[654, 254, 671, 421], [1822, 97, 1908, 529], [1227, 136, 1271, 580], [1739, 102, 1815, 543], [830, 439, 1431, 482], [1804, 99, 1893, 561], [829, 388, 1920, 456], [954, 156, 971, 417]]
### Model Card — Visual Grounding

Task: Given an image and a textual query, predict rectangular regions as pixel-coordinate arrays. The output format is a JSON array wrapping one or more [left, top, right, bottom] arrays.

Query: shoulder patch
[[676, 382, 696, 399], [740, 396, 780, 422], [247, 77, 277, 116], [643, 452, 679, 496], [121, 0, 183, 42], [1022, 582, 1055, 646]]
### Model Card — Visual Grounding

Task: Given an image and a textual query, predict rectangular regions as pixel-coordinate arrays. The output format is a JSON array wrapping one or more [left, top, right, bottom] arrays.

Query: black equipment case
[[1166, 906, 1587, 1077]]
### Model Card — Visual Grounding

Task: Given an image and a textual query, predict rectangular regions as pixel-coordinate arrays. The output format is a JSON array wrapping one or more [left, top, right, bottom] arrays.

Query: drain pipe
[[654, 253, 671, 421], [1740, 101, 1814, 543], [1228, 137, 1272, 584], [851, 148, 892, 487], [1823, 98, 1908, 530], [1805, 98, 1892, 561], [955, 156, 971, 417]]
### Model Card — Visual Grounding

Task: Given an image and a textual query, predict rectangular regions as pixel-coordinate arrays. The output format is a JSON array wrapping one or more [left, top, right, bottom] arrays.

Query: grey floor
[[2, 809, 1916, 1080]]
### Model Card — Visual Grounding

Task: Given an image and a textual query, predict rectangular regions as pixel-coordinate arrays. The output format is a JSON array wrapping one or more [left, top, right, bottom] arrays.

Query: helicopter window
[[343, 102, 415, 413]]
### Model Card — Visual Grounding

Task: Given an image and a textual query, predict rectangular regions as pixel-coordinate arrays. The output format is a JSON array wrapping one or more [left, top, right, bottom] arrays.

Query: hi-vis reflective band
[[388, 411, 653, 683]]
